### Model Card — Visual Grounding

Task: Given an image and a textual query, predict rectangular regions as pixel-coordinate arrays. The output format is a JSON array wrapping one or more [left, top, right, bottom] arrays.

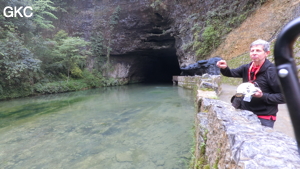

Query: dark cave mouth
[[112, 47, 181, 84], [135, 47, 181, 84], [142, 54, 181, 83]]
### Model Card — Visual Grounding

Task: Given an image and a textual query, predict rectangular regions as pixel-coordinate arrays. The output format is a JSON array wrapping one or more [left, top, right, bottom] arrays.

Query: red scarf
[[248, 61, 264, 82]]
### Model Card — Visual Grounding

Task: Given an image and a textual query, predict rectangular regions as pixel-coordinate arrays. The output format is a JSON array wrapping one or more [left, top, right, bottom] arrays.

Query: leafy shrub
[[0, 83, 34, 100], [34, 79, 89, 94], [0, 36, 42, 85], [82, 69, 104, 88], [71, 66, 83, 78]]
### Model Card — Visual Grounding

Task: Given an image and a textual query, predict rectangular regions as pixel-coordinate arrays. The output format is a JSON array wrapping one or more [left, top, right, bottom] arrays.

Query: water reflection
[[0, 84, 194, 169]]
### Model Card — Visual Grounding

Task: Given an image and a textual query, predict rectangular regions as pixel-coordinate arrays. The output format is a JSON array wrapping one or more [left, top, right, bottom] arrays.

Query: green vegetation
[[0, 0, 274, 100], [190, 125, 222, 169], [106, 6, 121, 66], [0, 1, 123, 100], [191, 0, 267, 60], [192, 127, 210, 169], [54, 33, 90, 80], [32, 0, 58, 30], [194, 23, 222, 57], [91, 32, 106, 69], [90, 6, 121, 72]]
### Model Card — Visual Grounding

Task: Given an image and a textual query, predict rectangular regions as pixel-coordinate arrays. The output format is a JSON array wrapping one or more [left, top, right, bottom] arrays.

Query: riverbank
[[219, 83, 295, 138], [0, 76, 129, 101]]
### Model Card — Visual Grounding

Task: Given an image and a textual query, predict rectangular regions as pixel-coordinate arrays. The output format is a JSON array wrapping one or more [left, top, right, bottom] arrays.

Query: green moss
[[194, 23, 222, 58], [203, 165, 211, 169], [201, 88, 214, 91], [192, 127, 209, 169], [213, 157, 220, 169]]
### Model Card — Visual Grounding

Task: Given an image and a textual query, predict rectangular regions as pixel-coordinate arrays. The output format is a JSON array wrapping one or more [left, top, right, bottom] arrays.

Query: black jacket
[[221, 59, 285, 116]]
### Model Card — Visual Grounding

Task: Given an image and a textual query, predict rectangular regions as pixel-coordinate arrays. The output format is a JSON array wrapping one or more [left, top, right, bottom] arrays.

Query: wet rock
[[155, 159, 165, 166], [151, 157, 165, 166], [115, 151, 133, 162]]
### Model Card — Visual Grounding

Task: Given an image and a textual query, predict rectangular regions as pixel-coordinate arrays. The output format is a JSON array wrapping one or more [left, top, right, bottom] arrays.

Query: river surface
[[0, 84, 195, 169]]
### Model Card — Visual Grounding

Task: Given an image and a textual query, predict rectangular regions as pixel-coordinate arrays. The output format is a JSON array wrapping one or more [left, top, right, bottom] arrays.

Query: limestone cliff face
[[54, 0, 267, 83]]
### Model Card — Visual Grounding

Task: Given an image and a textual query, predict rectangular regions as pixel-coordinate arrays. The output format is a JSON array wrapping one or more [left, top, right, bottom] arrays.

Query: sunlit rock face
[[54, 0, 262, 83]]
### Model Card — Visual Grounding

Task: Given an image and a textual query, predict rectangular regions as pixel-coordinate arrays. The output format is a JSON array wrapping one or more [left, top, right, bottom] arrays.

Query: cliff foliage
[[1, 0, 297, 100], [190, 0, 267, 60], [0, 0, 123, 100]]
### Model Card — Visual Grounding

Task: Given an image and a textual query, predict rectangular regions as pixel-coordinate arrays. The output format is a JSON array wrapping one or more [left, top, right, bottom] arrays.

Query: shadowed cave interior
[[111, 47, 181, 84]]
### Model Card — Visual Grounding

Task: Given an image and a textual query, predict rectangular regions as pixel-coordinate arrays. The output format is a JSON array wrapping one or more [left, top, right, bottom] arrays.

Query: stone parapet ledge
[[196, 98, 300, 168], [173, 75, 221, 97], [175, 76, 201, 89]]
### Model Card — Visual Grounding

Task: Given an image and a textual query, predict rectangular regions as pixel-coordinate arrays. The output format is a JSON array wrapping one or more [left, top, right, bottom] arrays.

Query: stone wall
[[176, 75, 300, 168], [173, 74, 221, 95], [196, 98, 300, 168]]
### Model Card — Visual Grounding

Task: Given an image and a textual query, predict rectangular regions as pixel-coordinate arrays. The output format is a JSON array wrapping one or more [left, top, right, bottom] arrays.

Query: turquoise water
[[0, 84, 195, 169]]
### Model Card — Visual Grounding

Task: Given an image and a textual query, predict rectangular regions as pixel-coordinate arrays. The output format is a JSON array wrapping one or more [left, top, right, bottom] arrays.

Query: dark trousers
[[259, 118, 275, 128]]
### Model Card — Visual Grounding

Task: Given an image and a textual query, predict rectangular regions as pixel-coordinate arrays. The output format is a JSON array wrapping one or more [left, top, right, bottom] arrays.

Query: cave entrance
[[111, 48, 180, 84], [135, 47, 180, 83], [111, 47, 180, 84], [142, 53, 180, 83]]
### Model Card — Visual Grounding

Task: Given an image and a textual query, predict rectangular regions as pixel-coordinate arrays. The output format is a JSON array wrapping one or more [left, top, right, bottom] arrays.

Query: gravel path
[[219, 84, 295, 138]]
